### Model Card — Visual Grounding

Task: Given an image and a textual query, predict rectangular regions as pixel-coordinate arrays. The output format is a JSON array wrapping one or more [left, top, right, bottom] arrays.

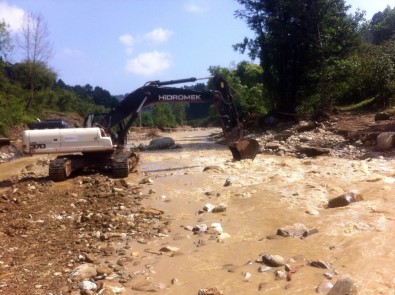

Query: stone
[[327, 276, 357, 295], [307, 259, 332, 269], [327, 192, 363, 208], [258, 266, 272, 273], [193, 224, 208, 233], [212, 204, 227, 213], [198, 287, 223, 295], [376, 132, 395, 151], [243, 272, 252, 281], [224, 178, 232, 187], [210, 223, 223, 234], [95, 265, 112, 276], [277, 223, 307, 237], [203, 166, 225, 173], [79, 280, 97, 291], [203, 204, 215, 212], [69, 264, 98, 282], [297, 145, 331, 157], [261, 254, 286, 267], [316, 281, 334, 293], [275, 270, 287, 280], [294, 121, 317, 132], [146, 137, 176, 150], [159, 245, 180, 253], [374, 112, 391, 121]]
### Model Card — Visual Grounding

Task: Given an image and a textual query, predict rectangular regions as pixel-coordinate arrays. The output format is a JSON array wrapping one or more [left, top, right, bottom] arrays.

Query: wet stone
[[327, 276, 357, 295], [327, 192, 363, 208], [262, 254, 286, 267], [316, 281, 334, 293], [308, 259, 333, 269], [193, 224, 208, 233], [69, 264, 98, 282]]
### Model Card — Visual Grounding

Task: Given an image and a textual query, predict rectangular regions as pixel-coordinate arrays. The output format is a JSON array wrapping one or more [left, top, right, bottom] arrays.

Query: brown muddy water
[[132, 129, 395, 294], [2, 128, 395, 294]]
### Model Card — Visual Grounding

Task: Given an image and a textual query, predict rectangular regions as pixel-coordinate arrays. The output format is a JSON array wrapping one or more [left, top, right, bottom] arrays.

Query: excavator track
[[112, 151, 139, 178], [49, 158, 72, 181]]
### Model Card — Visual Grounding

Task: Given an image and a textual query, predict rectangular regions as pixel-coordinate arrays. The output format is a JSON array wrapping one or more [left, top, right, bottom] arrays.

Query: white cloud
[[119, 34, 134, 47], [145, 28, 174, 43], [125, 51, 171, 76], [0, 1, 25, 32], [119, 34, 135, 54], [184, 0, 208, 13]]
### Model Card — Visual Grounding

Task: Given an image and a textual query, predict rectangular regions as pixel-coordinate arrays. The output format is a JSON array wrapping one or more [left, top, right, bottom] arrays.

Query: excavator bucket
[[229, 138, 260, 161]]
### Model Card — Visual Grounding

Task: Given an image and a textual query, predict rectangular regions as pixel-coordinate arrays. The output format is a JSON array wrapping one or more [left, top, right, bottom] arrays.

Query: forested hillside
[[1, 2, 395, 135]]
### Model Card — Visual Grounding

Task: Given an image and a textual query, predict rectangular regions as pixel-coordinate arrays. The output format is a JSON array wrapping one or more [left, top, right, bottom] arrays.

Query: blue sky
[[1, 0, 393, 95]]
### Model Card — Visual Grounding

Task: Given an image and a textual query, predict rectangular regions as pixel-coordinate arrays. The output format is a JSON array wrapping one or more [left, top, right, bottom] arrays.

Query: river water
[[131, 128, 395, 294]]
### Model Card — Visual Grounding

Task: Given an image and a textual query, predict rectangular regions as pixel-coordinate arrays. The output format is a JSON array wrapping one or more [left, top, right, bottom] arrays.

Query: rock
[[212, 204, 227, 213], [258, 266, 272, 273], [316, 281, 334, 293], [203, 203, 215, 212], [327, 192, 363, 208], [139, 177, 154, 184], [147, 137, 176, 150], [193, 224, 208, 233], [243, 272, 252, 281], [96, 265, 112, 276], [210, 223, 223, 234], [224, 178, 232, 187], [69, 264, 98, 282], [297, 145, 331, 157], [203, 166, 225, 173], [274, 270, 287, 280], [376, 132, 395, 151], [307, 259, 332, 269], [294, 121, 317, 132], [277, 223, 307, 237], [79, 280, 97, 291], [217, 232, 231, 241], [159, 245, 180, 253], [261, 254, 286, 267], [198, 287, 223, 295], [327, 276, 357, 295], [374, 112, 391, 121], [265, 142, 282, 150]]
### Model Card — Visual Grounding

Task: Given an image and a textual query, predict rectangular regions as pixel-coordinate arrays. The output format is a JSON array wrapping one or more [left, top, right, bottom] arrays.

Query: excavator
[[22, 74, 259, 181]]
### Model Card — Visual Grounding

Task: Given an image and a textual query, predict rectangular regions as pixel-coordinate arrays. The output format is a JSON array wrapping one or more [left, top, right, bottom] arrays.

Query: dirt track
[[1, 113, 395, 294]]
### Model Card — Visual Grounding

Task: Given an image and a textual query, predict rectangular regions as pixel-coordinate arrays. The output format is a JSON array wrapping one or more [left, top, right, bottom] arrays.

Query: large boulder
[[376, 132, 395, 151], [146, 137, 176, 150]]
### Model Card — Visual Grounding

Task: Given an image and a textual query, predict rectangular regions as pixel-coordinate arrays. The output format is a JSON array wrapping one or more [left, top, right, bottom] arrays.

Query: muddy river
[[2, 127, 395, 294]]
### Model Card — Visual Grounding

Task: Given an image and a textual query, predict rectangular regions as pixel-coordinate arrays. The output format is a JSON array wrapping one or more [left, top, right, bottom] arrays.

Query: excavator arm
[[84, 74, 259, 160]]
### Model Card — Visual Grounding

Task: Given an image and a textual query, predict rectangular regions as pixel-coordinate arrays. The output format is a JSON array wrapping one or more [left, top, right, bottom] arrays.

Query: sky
[[0, 0, 394, 96]]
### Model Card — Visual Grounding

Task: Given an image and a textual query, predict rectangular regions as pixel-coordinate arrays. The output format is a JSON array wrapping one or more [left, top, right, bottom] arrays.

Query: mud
[[1, 119, 395, 294]]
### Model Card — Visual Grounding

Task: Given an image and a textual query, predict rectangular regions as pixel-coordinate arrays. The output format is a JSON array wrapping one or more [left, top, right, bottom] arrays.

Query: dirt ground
[[1, 111, 395, 295]]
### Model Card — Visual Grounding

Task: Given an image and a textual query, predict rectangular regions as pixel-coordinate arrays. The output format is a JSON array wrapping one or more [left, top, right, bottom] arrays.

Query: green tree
[[368, 6, 395, 45], [171, 103, 187, 125], [152, 104, 176, 128], [234, 0, 363, 114], [17, 12, 53, 111], [0, 21, 13, 61], [209, 63, 267, 115]]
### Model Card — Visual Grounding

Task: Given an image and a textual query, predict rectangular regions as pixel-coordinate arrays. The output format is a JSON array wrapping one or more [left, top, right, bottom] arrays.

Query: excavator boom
[[86, 74, 259, 161]]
